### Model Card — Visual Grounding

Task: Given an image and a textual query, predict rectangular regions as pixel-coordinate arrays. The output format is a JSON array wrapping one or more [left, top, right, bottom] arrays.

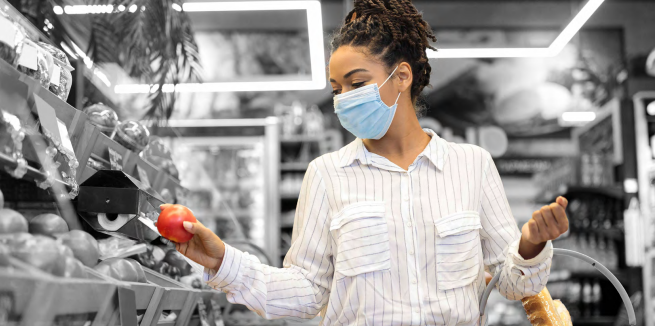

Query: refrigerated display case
[[155, 118, 282, 267]]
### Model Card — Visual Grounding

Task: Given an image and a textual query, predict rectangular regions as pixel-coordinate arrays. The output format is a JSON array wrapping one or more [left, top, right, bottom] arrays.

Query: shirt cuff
[[508, 239, 553, 266], [202, 243, 245, 292]]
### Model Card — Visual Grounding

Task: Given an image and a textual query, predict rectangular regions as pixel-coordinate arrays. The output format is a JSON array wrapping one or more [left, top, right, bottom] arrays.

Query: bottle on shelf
[[592, 279, 602, 316], [582, 280, 593, 317]]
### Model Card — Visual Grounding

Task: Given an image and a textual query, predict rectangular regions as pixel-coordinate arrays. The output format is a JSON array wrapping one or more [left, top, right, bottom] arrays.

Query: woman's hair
[[331, 0, 437, 107]]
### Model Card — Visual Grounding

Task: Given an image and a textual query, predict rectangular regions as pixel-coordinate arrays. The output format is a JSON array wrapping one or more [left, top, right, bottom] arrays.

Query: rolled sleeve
[[508, 239, 553, 267], [203, 243, 246, 292]]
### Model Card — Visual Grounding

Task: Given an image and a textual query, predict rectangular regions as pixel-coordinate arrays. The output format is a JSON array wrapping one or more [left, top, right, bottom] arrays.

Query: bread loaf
[[553, 299, 573, 326], [521, 287, 566, 326]]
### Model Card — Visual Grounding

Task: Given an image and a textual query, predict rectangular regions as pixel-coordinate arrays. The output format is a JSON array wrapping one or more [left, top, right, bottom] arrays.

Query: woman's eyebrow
[[344, 68, 369, 79]]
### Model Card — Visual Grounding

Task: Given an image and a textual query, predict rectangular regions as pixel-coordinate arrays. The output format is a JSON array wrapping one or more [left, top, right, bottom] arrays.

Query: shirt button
[[402, 195, 409, 202], [414, 308, 421, 314], [406, 222, 412, 227], [409, 250, 414, 255], [411, 279, 417, 284]]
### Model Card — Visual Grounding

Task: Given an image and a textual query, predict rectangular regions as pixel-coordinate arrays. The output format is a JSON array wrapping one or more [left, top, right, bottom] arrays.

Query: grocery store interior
[[1, 0, 655, 325]]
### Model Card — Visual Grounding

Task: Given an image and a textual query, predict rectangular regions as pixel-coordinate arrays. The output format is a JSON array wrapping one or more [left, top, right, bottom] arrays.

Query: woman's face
[[329, 46, 410, 107]]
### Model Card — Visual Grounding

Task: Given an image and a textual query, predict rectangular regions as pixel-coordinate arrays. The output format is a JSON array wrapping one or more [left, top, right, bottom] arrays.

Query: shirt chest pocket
[[435, 211, 482, 290], [330, 201, 391, 279]]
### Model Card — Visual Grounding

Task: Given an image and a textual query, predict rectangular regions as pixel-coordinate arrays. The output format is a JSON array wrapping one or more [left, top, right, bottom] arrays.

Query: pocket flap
[[330, 201, 385, 231], [435, 211, 482, 237]]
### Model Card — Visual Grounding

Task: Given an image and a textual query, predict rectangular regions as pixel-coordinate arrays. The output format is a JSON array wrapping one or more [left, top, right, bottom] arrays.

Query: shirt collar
[[338, 128, 448, 171]]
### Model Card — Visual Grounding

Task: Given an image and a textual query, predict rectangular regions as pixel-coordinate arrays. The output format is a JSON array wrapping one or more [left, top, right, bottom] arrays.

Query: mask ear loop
[[380, 66, 402, 105], [380, 65, 399, 88]]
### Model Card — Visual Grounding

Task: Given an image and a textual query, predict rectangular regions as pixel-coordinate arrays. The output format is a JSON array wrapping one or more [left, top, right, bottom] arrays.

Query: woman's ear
[[396, 62, 413, 93]]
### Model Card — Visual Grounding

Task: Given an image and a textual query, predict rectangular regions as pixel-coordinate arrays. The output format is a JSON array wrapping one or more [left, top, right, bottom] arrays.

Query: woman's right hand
[[174, 220, 226, 272]]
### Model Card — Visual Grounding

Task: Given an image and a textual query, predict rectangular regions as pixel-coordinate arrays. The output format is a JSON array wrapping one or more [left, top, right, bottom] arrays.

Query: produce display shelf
[[0, 257, 123, 326], [0, 152, 70, 189], [143, 268, 201, 326]]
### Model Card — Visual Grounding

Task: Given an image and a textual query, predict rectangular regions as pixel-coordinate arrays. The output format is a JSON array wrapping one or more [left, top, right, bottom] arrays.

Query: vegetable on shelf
[[56, 230, 100, 267], [28, 213, 69, 237], [94, 257, 147, 283], [113, 120, 150, 154], [0, 208, 28, 234], [83, 103, 120, 137]]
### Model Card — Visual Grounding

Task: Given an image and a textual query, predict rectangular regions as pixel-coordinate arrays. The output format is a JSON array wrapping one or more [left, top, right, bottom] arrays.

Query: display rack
[[0, 48, 224, 326]]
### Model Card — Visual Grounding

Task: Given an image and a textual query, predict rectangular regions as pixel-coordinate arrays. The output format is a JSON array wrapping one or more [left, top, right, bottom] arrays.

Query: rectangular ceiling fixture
[[114, 0, 603, 93], [114, 1, 326, 94], [428, 0, 604, 59]]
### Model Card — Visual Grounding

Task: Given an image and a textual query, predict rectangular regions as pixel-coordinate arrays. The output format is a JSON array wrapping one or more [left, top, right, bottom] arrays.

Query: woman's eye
[[352, 82, 365, 88], [332, 89, 341, 95]]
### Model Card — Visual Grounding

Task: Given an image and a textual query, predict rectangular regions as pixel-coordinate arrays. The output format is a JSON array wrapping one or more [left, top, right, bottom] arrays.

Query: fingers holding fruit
[[157, 204, 225, 271], [522, 196, 569, 245]]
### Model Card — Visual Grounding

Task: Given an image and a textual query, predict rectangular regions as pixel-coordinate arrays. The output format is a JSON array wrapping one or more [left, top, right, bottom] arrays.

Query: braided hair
[[331, 0, 437, 108]]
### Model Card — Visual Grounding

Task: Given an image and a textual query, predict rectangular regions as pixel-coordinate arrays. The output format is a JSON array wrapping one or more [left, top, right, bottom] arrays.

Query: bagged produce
[[0, 12, 25, 67], [39, 42, 74, 101], [83, 103, 119, 137], [17, 39, 53, 88], [113, 120, 150, 153]]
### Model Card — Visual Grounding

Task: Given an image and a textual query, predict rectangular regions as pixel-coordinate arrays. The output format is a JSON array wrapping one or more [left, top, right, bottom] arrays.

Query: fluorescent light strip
[[562, 112, 596, 122], [115, 0, 326, 94], [429, 0, 604, 59]]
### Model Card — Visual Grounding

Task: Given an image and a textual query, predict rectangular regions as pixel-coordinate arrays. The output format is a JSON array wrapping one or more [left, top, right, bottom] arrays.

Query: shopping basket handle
[[479, 248, 636, 326]]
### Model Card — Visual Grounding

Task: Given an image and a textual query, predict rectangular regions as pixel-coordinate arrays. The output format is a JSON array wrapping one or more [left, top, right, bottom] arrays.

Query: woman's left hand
[[522, 196, 569, 245]]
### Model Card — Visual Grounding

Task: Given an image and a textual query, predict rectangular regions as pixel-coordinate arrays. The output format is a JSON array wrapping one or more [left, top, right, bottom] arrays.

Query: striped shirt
[[205, 129, 553, 325]]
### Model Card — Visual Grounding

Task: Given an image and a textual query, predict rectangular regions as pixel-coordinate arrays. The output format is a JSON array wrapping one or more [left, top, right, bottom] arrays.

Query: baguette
[[553, 299, 573, 326], [521, 287, 566, 326]]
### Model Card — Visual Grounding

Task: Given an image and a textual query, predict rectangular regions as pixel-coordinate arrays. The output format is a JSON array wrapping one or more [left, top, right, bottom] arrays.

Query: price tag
[[0, 16, 17, 47], [56, 119, 75, 157], [50, 65, 61, 86], [17, 42, 37, 71], [137, 166, 151, 189], [34, 94, 62, 142], [138, 215, 160, 235], [108, 147, 122, 170]]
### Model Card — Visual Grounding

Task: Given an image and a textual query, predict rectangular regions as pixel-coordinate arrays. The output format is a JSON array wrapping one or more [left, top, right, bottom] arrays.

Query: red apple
[[157, 204, 196, 243]]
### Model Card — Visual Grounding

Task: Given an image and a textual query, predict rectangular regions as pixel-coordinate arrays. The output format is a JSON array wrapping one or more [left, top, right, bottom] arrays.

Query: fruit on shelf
[[113, 120, 150, 154], [153, 260, 181, 281], [29, 213, 69, 236], [9, 234, 64, 275], [62, 256, 87, 279], [163, 250, 193, 277], [83, 103, 119, 137], [0, 243, 10, 266], [157, 204, 196, 243], [0, 209, 28, 234], [94, 257, 147, 283], [141, 137, 179, 179], [56, 230, 100, 267]]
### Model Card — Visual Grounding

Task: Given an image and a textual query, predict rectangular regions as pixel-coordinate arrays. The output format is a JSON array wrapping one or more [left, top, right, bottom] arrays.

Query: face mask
[[334, 66, 401, 140]]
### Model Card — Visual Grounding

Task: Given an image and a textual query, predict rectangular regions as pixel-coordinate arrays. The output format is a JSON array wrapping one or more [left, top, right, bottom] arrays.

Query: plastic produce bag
[[0, 12, 25, 67], [17, 39, 53, 88], [39, 42, 74, 101]]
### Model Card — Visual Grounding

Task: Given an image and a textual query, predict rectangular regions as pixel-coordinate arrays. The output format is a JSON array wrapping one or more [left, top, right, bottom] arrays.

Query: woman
[[176, 0, 569, 324]]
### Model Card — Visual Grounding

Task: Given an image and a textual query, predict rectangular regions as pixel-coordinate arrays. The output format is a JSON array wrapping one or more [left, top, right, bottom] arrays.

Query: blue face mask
[[334, 66, 401, 140]]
